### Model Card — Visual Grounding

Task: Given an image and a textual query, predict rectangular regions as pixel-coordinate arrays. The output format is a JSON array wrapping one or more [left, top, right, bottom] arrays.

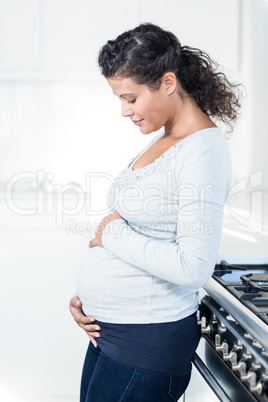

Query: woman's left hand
[[89, 211, 126, 248]]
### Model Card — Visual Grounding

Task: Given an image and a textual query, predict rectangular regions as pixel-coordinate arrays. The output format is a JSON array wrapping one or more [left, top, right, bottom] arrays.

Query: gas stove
[[194, 260, 268, 401], [213, 261, 268, 326]]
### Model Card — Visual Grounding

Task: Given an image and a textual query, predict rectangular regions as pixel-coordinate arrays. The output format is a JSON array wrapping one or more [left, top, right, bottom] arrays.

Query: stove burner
[[215, 260, 268, 271], [212, 260, 268, 325], [241, 273, 268, 293]]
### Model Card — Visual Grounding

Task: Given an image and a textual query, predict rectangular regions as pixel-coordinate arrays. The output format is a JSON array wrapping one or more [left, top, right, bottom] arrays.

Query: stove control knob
[[241, 369, 253, 382], [218, 323, 226, 334], [215, 334, 228, 354], [251, 381, 263, 396], [232, 357, 247, 376], [223, 349, 237, 362], [243, 350, 252, 361], [231, 352, 247, 376], [212, 314, 218, 325], [251, 361, 261, 371], [231, 352, 238, 366], [201, 316, 211, 334], [233, 341, 243, 352], [241, 371, 263, 395], [197, 310, 201, 325]]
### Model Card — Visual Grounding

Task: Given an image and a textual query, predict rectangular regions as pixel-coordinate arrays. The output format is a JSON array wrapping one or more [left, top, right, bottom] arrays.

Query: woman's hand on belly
[[89, 211, 126, 248], [69, 296, 101, 348]]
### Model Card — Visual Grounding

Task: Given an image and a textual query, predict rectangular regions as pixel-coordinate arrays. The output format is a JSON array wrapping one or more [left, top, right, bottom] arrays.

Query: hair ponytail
[[178, 46, 242, 130]]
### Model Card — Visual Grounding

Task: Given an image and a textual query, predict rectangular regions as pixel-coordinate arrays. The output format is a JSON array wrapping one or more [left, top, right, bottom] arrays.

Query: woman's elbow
[[174, 258, 214, 288]]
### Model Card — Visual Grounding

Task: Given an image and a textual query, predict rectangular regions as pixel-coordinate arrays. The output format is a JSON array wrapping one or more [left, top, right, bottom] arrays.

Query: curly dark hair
[[98, 23, 243, 132]]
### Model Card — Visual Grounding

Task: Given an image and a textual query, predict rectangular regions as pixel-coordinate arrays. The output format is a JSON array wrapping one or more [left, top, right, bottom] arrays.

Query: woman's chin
[[138, 126, 153, 135]]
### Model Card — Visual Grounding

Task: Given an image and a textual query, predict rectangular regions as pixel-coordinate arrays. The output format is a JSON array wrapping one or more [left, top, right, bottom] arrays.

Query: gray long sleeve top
[[77, 127, 232, 324]]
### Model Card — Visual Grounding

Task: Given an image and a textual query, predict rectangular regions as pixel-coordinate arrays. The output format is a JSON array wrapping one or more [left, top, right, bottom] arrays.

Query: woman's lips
[[132, 119, 144, 126]]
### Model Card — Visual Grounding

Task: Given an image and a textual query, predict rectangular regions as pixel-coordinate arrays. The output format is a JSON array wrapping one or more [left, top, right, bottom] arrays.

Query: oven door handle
[[192, 352, 232, 401]]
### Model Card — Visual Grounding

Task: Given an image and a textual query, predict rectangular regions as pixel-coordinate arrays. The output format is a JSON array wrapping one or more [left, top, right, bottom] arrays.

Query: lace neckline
[[129, 127, 219, 172]]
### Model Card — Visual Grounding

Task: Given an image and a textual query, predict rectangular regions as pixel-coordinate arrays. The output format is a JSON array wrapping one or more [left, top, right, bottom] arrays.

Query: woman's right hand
[[69, 296, 101, 348]]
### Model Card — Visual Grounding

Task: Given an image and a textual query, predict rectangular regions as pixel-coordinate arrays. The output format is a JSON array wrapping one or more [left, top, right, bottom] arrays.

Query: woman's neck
[[163, 96, 216, 140]]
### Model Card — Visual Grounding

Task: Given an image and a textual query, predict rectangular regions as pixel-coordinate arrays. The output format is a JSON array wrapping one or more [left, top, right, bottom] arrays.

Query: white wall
[[227, 0, 268, 190], [251, 0, 268, 185], [0, 0, 267, 401]]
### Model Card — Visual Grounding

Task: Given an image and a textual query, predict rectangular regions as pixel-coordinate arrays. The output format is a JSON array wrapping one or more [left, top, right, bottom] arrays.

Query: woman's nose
[[121, 103, 134, 118]]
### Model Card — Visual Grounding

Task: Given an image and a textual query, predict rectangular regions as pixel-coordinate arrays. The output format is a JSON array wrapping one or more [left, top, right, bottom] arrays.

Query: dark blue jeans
[[80, 341, 191, 402]]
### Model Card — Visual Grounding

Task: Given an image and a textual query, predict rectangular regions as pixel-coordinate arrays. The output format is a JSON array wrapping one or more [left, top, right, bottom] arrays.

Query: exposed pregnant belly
[[76, 246, 153, 323]]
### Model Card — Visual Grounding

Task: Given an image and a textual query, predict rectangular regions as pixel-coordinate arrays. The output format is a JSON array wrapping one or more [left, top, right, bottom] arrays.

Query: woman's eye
[[128, 99, 136, 104]]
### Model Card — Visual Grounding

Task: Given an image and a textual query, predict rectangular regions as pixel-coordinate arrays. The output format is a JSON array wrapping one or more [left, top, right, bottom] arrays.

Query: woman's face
[[106, 77, 177, 135]]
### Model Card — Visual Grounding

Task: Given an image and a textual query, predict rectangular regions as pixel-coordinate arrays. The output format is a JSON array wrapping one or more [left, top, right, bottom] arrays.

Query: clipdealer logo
[[4, 169, 264, 236], [5, 170, 115, 231], [227, 170, 263, 233]]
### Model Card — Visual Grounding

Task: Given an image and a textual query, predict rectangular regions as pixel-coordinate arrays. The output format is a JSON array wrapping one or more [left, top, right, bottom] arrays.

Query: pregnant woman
[[70, 23, 242, 402]]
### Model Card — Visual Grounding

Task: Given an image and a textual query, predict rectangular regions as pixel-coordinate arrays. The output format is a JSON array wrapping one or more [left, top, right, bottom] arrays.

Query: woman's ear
[[161, 72, 177, 95]]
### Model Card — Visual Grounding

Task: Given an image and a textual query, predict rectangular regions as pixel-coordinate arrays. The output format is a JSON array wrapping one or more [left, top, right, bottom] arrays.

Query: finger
[[78, 323, 101, 332], [96, 222, 106, 234], [70, 295, 81, 306], [76, 315, 97, 325], [74, 297, 81, 306], [84, 331, 101, 338], [89, 336, 98, 348], [89, 239, 95, 248], [69, 298, 82, 316]]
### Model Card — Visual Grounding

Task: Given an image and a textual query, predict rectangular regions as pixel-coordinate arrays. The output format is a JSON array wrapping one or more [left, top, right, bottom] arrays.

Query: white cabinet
[[141, 0, 240, 72], [0, 195, 91, 401], [0, 0, 40, 70], [43, 0, 140, 74], [0, 0, 140, 80], [0, 0, 240, 79]]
